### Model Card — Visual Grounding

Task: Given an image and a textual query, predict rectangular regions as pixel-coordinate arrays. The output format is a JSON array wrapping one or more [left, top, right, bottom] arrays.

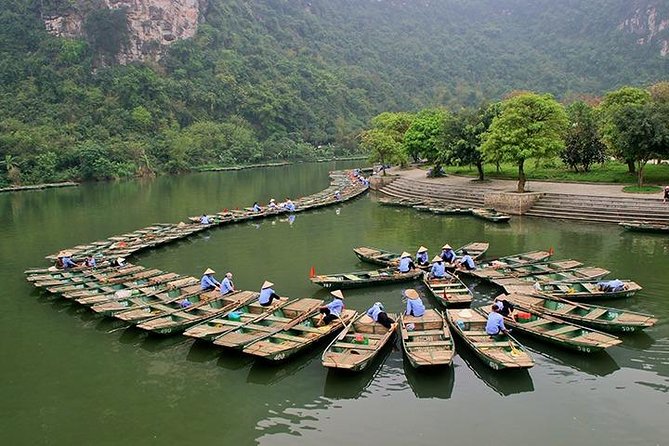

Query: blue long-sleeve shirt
[[431, 262, 446, 278], [62, 257, 77, 268], [460, 255, 476, 270], [416, 252, 428, 264], [398, 257, 413, 273], [405, 298, 425, 317], [200, 274, 220, 290], [285, 202, 296, 212], [486, 312, 506, 335], [200, 216, 211, 224], [220, 277, 234, 295], [252, 204, 261, 212], [326, 298, 344, 316], [366, 304, 383, 322], [441, 249, 456, 263], [259, 287, 278, 305]]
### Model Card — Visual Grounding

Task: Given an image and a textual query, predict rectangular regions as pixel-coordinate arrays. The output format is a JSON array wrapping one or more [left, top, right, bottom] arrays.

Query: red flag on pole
[[548, 247, 554, 256], [309, 266, 316, 278]]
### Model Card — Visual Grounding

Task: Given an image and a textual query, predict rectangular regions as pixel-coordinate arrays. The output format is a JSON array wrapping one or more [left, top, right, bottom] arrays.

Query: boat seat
[[473, 342, 513, 347], [521, 320, 552, 328], [464, 331, 491, 336], [271, 333, 306, 342], [405, 340, 451, 347], [584, 308, 608, 319], [262, 315, 292, 322], [546, 326, 581, 335], [554, 304, 576, 314], [344, 274, 361, 281], [289, 324, 324, 333], [406, 329, 444, 336], [334, 342, 377, 350]]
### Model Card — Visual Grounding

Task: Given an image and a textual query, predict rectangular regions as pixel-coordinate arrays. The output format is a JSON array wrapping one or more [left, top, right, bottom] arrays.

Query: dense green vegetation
[[1, 0, 668, 185]]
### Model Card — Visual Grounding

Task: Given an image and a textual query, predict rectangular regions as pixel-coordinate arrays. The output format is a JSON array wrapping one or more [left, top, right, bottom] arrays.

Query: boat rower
[[440, 244, 456, 264], [252, 202, 262, 212], [57, 251, 77, 269], [200, 268, 220, 291], [429, 256, 446, 279], [398, 252, 415, 273], [317, 290, 345, 326], [366, 302, 396, 330], [404, 288, 425, 317], [220, 272, 235, 295], [268, 198, 278, 210], [283, 199, 296, 212], [199, 214, 211, 225], [415, 246, 429, 266], [259, 280, 282, 306], [485, 302, 509, 339], [456, 250, 476, 271]]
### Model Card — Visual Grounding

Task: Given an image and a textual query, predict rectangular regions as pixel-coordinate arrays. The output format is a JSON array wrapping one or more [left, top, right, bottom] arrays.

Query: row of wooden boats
[[377, 197, 511, 222], [619, 220, 669, 233], [352, 242, 489, 267], [43, 170, 368, 263]]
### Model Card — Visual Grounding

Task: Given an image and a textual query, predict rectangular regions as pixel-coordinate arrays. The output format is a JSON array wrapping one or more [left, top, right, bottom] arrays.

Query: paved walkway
[[387, 167, 666, 201]]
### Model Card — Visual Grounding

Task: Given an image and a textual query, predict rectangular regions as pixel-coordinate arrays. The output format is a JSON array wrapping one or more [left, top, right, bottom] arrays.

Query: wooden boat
[[465, 250, 553, 277], [136, 291, 258, 335], [471, 208, 512, 222], [423, 272, 472, 307], [446, 308, 534, 370], [75, 272, 183, 306], [353, 241, 489, 268], [112, 288, 218, 324], [470, 259, 583, 280], [398, 309, 454, 367], [214, 298, 324, 349], [429, 206, 472, 215], [494, 267, 611, 290], [89, 279, 201, 316], [310, 267, 422, 289], [529, 280, 642, 301], [57, 269, 169, 299], [321, 312, 397, 371], [504, 293, 658, 333], [475, 305, 621, 353], [619, 221, 669, 233], [242, 308, 357, 361], [377, 197, 425, 207], [32, 265, 145, 289], [183, 296, 289, 342]]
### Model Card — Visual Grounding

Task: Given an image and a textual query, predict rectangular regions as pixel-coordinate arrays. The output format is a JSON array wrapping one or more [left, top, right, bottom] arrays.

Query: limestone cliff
[[619, 2, 669, 56], [43, 0, 207, 63]]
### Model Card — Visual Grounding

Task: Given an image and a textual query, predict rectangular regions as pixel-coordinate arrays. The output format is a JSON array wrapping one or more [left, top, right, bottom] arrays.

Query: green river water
[[1, 161, 667, 445]]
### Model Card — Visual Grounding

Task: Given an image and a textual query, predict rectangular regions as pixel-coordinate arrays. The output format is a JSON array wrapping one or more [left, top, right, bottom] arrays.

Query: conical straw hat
[[442, 244, 452, 249], [330, 290, 345, 299], [401, 251, 411, 258], [417, 246, 428, 253], [262, 280, 274, 289], [405, 289, 419, 299], [432, 256, 443, 262], [203, 268, 215, 275]]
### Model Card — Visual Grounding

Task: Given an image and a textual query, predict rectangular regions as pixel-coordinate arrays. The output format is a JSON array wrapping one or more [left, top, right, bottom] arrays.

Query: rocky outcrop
[[619, 3, 669, 56], [43, 0, 207, 63]]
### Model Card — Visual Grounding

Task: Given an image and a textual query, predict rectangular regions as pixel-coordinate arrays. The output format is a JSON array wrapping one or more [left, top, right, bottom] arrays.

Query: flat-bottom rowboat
[[399, 309, 455, 368]]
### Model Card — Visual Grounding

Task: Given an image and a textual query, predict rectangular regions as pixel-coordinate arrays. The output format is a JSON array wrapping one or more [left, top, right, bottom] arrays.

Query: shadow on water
[[403, 356, 455, 399], [322, 346, 394, 399], [186, 340, 224, 364], [457, 342, 535, 397], [618, 331, 655, 351], [140, 332, 192, 353], [216, 349, 255, 371], [247, 348, 321, 386], [520, 336, 620, 377]]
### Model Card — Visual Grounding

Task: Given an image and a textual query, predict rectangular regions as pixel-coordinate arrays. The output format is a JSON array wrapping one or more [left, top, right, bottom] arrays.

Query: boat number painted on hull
[[577, 346, 591, 353], [620, 326, 635, 332], [273, 353, 286, 361], [489, 361, 499, 370]]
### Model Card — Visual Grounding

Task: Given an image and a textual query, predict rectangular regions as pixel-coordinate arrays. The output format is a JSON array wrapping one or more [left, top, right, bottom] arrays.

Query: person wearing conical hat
[[58, 250, 77, 269], [366, 301, 396, 330], [220, 272, 235, 296], [334, 190, 342, 201], [404, 288, 425, 317], [268, 198, 278, 210], [440, 244, 456, 264], [456, 250, 476, 271], [258, 280, 282, 306], [415, 246, 429, 266], [199, 214, 211, 225], [485, 302, 509, 338], [317, 290, 346, 326], [283, 198, 296, 212], [113, 257, 126, 267], [252, 201, 262, 213], [398, 251, 415, 273], [85, 256, 97, 268], [429, 255, 446, 279], [200, 268, 220, 291]]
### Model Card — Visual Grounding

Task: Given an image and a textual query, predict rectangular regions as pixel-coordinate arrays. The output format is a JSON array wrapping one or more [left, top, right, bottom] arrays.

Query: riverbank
[[197, 156, 367, 172], [0, 181, 78, 193]]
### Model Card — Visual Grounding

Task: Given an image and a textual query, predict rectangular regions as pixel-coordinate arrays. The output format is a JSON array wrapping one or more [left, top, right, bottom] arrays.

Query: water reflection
[[403, 357, 455, 399], [520, 336, 620, 377], [322, 348, 393, 399], [457, 344, 535, 396], [247, 348, 321, 386]]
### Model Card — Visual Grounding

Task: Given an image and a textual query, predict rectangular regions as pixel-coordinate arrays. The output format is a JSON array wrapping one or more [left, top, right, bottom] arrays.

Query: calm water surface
[[1, 162, 667, 446]]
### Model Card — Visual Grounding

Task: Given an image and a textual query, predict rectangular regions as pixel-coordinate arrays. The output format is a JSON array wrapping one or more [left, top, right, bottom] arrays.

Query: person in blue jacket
[[398, 252, 415, 273], [200, 268, 220, 291], [366, 302, 396, 330], [440, 244, 457, 264], [456, 250, 476, 271], [258, 280, 282, 306], [429, 256, 446, 279], [317, 290, 345, 325], [404, 289, 425, 317], [415, 246, 429, 266], [220, 272, 235, 295]]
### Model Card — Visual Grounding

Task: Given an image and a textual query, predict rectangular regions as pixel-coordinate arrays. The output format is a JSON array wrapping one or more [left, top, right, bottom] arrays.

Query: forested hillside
[[1, 0, 668, 185]]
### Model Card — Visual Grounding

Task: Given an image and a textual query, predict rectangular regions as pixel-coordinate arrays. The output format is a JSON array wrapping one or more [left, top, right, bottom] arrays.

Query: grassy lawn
[[622, 185, 663, 193], [442, 160, 669, 185]]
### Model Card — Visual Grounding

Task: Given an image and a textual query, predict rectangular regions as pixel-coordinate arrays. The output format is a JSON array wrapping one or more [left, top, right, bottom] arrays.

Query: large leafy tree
[[561, 101, 606, 172], [360, 128, 403, 175], [598, 86, 651, 173], [611, 102, 669, 186], [481, 92, 569, 192], [403, 109, 450, 171]]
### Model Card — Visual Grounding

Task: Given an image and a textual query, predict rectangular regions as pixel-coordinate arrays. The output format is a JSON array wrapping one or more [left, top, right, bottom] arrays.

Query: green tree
[[403, 109, 449, 171], [481, 92, 569, 192], [360, 128, 403, 175], [598, 86, 651, 173], [561, 101, 606, 172]]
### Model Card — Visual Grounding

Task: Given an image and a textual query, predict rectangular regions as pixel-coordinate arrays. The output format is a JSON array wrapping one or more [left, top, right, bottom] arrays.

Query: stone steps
[[381, 179, 485, 207]]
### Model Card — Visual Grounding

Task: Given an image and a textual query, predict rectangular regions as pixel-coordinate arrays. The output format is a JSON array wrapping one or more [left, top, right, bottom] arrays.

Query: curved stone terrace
[[374, 167, 669, 224]]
